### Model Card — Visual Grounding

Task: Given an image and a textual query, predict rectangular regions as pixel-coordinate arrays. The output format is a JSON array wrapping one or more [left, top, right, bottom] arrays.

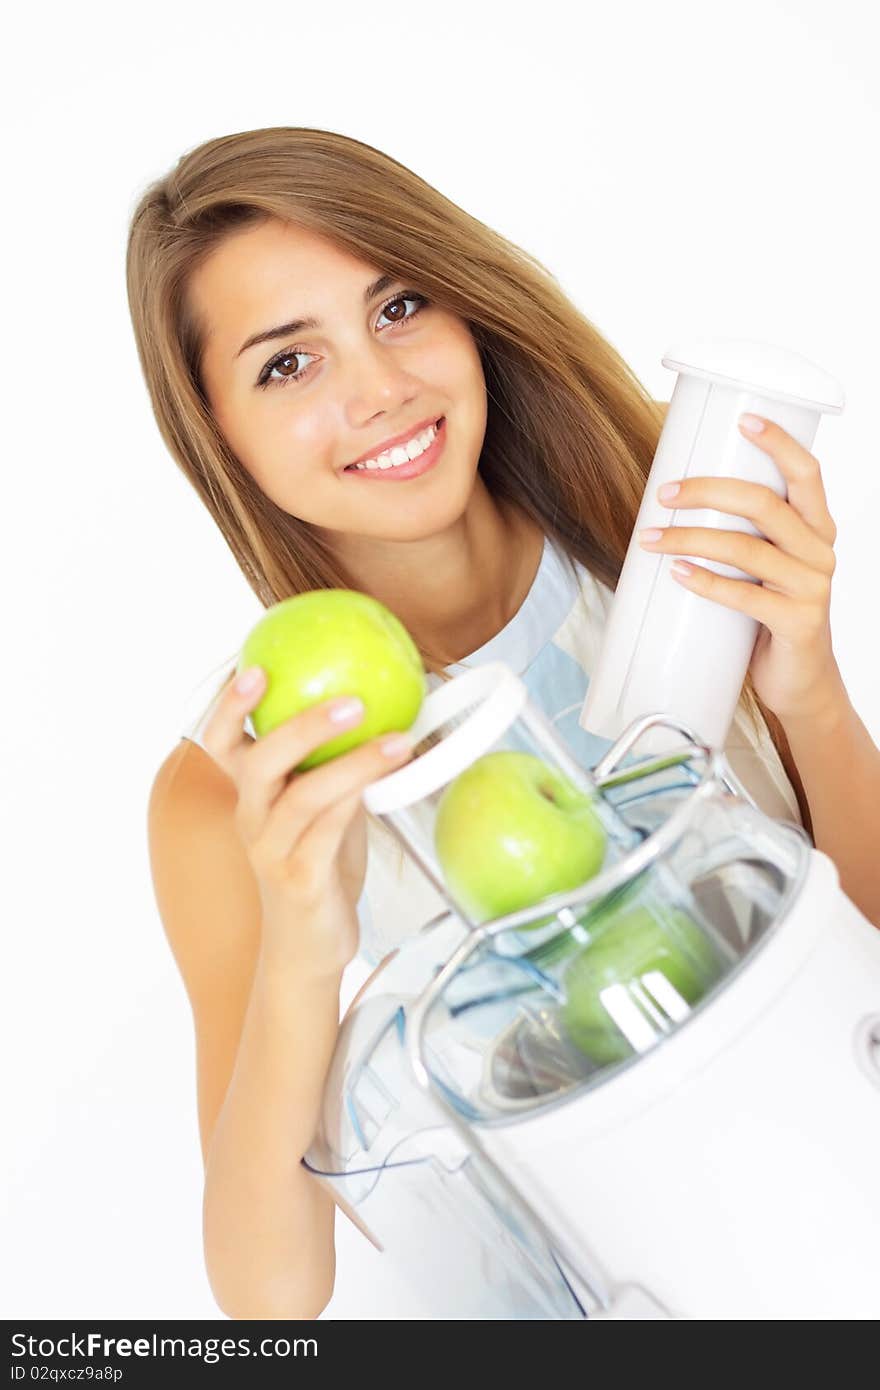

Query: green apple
[[433, 750, 607, 927], [560, 904, 726, 1066], [238, 589, 426, 770]]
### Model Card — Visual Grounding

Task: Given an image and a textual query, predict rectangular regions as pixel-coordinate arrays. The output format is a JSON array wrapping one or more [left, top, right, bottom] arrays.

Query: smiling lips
[[343, 417, 446, 481]]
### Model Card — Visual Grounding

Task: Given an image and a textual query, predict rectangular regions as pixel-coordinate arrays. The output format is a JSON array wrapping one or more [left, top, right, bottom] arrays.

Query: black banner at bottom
[[4, 1319, 551, 1384]]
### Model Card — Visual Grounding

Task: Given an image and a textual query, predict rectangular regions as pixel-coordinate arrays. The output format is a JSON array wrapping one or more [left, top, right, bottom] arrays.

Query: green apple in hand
[[433, 750, 607, 926], [560, 904, 726, 1066], [238, 589, 425, 770]]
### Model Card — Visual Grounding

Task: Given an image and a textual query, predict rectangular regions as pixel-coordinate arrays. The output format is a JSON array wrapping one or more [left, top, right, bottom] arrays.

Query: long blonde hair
[[126, 125, 802, 847]]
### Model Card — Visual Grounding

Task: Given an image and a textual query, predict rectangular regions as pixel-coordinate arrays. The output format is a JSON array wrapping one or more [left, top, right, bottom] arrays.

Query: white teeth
[[350, 420, 439, 470]]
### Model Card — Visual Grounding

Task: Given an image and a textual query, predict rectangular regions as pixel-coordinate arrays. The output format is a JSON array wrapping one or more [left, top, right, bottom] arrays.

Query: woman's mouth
[[342, 417, 446, 481]]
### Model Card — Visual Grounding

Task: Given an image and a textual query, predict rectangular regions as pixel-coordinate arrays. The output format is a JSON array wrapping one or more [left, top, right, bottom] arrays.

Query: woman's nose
[[343, 337, 420, 411]]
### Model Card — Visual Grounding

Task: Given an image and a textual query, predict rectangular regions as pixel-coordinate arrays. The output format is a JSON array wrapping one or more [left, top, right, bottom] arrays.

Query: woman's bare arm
[[148, 740, 353, 1319], [202, 942, 344, 1318]]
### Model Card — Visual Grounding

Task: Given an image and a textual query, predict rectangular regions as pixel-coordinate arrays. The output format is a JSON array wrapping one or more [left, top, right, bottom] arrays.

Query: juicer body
[[307, 698, 880, 1319], [478, 848, 880, 1320]]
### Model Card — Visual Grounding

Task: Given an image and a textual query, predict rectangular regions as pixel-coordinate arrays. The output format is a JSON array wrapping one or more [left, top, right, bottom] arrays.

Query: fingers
[[200, 667, 263, 775], [246, 728, 414, 872], [274, 786, 368, 904], [201, 662, 415, 893]]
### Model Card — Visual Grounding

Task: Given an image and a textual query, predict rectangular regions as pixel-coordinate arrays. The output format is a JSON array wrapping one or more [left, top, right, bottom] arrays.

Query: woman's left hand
[[638, 412, 842, 725]]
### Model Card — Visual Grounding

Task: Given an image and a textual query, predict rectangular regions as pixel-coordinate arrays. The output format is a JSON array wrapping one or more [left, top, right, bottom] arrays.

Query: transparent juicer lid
[[359, 663, 811, 1116]]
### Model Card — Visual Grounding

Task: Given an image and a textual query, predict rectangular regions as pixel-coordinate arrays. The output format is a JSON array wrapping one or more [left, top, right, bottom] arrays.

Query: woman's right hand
[[201, 666, 415, 979]]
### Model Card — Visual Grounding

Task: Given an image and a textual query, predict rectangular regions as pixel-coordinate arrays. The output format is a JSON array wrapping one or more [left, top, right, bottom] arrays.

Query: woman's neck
[[423, 506, 545, 665], [331, 485, 546, 667]]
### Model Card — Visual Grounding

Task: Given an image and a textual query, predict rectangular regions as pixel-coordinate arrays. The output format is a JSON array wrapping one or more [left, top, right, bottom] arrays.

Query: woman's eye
[[257, 291, 428, 390], [258, 348, 314, 389], [376, 292, 426, 330]]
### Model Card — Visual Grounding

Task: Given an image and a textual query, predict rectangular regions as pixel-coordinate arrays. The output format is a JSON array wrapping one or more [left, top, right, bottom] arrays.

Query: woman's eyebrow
[[235, 274, 397, 359]]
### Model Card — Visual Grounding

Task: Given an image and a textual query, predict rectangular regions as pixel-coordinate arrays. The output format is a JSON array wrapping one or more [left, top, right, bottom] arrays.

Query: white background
[[3, 0, 878, 1321]]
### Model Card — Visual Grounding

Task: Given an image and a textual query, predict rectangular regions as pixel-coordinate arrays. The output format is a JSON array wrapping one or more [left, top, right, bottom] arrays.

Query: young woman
[[130, 126, 880, 1319]]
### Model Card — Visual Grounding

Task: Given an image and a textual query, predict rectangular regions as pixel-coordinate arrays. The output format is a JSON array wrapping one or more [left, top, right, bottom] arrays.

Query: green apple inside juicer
[[434, 750, 607, 929], [360, 660, 661, 943]]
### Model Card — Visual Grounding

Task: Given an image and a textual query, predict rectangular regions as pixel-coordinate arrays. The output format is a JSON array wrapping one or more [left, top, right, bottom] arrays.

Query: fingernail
[[657, 481, 680, 501], [739, 413, 765, 432], [235, 667, 263, 695], [328, 696, 365, 724], [381, 733, 413, 757], [639, 527, 664, 543]]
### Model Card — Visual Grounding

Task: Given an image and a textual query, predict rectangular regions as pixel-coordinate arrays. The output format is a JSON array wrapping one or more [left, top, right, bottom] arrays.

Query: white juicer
[[303, 342, 880, 1320]]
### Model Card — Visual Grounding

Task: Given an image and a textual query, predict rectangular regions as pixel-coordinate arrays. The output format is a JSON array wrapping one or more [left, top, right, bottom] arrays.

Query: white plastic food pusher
[[579, 339, 845, 755]]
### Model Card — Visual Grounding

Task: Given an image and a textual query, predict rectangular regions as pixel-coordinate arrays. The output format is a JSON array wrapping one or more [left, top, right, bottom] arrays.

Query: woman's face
[[190, 218, 488, 546]]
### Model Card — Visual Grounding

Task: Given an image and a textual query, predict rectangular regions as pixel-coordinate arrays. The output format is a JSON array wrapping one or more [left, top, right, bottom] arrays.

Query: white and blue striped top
[[180, 536, 802, 968]]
